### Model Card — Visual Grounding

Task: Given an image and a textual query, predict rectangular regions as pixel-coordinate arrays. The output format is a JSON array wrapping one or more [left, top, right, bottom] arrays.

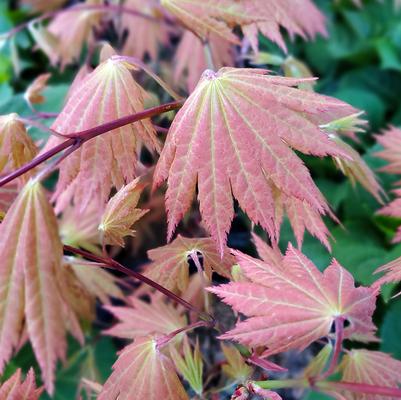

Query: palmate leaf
[[154, 67, 357, 253], [0, 180, 83, 394], [44, 55, 158, 212], [99, 178, 149, 247], [104, 293, 186, 340], [144, 235, 234, 292], [338, 350, 401, 400], [98, 337, 188, 400], [0, 368, 43, 399], [209, 245, 377, 354], [160, 0, 326, 51]]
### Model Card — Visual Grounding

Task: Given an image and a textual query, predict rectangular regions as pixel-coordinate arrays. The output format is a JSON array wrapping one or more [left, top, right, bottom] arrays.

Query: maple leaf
[[174, 30, 234, 92], [47, 0, 104, 68], [338, 350, 401, 399], [0, 180, 83, 394], [67, 257, 124, 305], [44, 55, 158, 211], [0, 368, 43, 399], [170, 336, 203, 396], [331, 137, 383, 203], [98, 336, 189, 400], [374, 254, 401, 289], [160, 0, 326, 51], [24, 73, 51, 106], [376, 190, 401, 243], [104, 293, 186, 340], [0, 114, 37, 181], [154, 67, 357, 253], [99, 178, 149, 247], [121, 0, 173, 60], [144, 235, 234, 293], [208, 244, 377, 354], [59, 203, 102, 254], [221, 343, 253, 383]]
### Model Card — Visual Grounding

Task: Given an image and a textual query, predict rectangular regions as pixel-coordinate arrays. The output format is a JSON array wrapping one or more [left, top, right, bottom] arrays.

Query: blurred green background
[[1, 0, 401, 398]]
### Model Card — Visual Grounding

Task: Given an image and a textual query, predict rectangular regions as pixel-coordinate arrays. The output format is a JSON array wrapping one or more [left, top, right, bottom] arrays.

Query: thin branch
[[156, 320, 209, 349], [63, 244, 215, 326], [0, 99, 184, 187], [318, 381, 401, 397]]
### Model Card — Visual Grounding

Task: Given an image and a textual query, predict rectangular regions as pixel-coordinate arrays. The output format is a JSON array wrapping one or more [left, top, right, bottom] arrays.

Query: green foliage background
[[1, 0, 401, 398]]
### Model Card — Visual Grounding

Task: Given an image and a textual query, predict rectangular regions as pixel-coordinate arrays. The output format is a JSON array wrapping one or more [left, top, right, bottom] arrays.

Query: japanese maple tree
[[0, 0, 401, 399]]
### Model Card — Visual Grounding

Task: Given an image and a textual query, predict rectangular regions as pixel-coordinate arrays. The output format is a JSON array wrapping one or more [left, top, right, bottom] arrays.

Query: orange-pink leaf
[[0, 368, 43, 400], [99, 178, 149, 247], [121, 0, 173, 60], [48, 0, 104, 68], [104, 293, 186, 340], [24, 73, 52, 106], [0, 114, 37, 180], [338, 350, 401, 400], [144, 235, 234, 292], [208, 245, 376, 354], [98, 337, 188, 400], [154, 68, 357, 253], [44, 55, 158, 212], [160, 0, 326, 51], [0, 180, 83, 394]]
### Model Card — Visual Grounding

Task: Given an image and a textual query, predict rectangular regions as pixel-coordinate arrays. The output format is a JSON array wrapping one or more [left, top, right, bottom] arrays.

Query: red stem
[[0, 100, 184, 187], [63, 245, 215, 326], [156, 320, 209, 349], [320, 381, 401, 397]]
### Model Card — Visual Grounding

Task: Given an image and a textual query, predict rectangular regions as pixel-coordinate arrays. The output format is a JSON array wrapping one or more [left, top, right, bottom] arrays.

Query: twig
[[63, 244, 215, 326], [0, 99, 184, 187]]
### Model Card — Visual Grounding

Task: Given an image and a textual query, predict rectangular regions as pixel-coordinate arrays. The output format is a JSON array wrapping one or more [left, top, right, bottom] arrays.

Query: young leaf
[[154, 68, 357, 253], [99, 178, 149, 247], [0, 114, 37, 180], [338, 350, 401, 399], [47, 0, 104, 68], [44, 55, 158, 211], [121, 0, 173, 60], [104, 293, 186, 340], [59, 203, 102, 254], [170, 337, 203, 396], [221, 343, 253, 383], [0, 180, 83, 394], [144, 235, 234, 292], [98, 337, 189, 400], [160, 0, 326, 51], [208, 245, 377, 354], [24, 73, 51, 106], [0, 368, 43, 399], [174, 30, 234, 92], [374, 254, 401, 288], [68, 257, 124, 305]]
